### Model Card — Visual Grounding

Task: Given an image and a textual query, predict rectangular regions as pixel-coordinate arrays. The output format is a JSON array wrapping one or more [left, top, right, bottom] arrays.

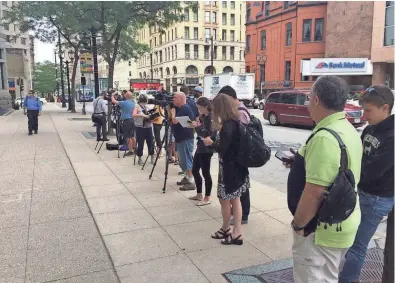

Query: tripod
[[148, 115, 171, 193], [94, 115, 108, 153]]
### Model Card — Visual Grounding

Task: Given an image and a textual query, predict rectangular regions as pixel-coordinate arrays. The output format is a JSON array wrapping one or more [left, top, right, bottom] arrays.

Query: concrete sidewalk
[[0, 104, 386, 283]]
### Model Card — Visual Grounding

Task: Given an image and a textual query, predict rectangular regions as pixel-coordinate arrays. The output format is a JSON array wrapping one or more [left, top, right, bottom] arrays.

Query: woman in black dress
[[203, 94, 249, 245]]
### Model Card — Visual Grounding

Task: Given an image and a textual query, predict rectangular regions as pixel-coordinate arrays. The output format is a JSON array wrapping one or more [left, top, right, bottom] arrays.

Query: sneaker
[[180, 183, 196, 191], [230, 216, 248, 225], [120, 145, 128, 151], [28, 132, 33, 136], [178, 171, 186, 176], [137, 157, 144, 166], [125, 151, 134, 157], [177, 176, 190, 186], [34, 130, 38, 134], [102, 137, 110, 141]]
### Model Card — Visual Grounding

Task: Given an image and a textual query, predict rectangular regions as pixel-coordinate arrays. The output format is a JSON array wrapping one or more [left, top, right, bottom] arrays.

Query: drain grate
[[68, 118, 91, 121], [224, 249, 384, 283], [81, 131, 97, 139]]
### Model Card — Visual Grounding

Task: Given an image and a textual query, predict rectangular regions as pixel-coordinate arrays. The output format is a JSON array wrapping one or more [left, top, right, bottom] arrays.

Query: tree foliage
[[33, 61, 57, 95], [3, 1, 196, 92]]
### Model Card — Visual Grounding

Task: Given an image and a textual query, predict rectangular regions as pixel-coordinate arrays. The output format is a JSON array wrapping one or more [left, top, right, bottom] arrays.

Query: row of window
[[203, 11, 236, 25], [138, 46, 178, 68], [5, 35, 27, 45], [246, 61, 291, 82], [183, 26, 237, 41], [204, 1, 236, 9], [246, 18, 324, 52], [184, 44, 239, 60]]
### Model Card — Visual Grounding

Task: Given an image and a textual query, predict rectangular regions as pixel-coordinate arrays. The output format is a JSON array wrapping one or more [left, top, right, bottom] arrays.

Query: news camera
[[154, 91, 174, 108]]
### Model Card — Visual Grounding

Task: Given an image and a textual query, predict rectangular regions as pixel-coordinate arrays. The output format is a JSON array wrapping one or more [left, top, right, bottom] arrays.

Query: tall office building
[[1, 1, 33, 104], [136, 1, 246, 92]]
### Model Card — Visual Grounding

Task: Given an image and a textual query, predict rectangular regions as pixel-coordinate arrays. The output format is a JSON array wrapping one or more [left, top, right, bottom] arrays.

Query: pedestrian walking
[[92, 92, 109, 141], [284, 76, 363, 283], [133, 94, 155, 165], [203, 94, 249, 246], [23, 93, 42, 135], [220, 85, 251, 224], [339, 85, 394, 283], [188, 97, 215, 206]]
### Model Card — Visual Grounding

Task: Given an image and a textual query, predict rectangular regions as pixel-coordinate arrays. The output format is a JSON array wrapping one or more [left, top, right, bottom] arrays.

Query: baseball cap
[[194, 86, 203, 93]]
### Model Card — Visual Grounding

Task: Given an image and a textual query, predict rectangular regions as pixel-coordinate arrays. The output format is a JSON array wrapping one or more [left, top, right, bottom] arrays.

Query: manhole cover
[[224, 249, 384, 283], [68, 118, 91, 121]]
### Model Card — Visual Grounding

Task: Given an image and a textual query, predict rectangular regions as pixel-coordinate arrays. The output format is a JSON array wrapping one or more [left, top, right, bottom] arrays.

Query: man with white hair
[[172, 92, 196, 190]]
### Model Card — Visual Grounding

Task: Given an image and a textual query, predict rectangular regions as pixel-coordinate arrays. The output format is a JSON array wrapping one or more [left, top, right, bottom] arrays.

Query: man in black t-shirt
[[172, 92, 196, 191]]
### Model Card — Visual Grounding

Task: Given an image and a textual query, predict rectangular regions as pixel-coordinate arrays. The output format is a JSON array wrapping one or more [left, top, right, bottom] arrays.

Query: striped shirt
[[93, 97, 107, 114]]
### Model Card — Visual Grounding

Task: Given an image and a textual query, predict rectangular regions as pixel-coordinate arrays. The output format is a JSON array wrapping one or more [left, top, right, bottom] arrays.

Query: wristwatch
[[291, 220, 305, 231]]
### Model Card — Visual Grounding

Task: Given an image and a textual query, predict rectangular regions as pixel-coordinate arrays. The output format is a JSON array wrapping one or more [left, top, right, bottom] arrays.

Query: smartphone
[[275, 150, 292, 163]]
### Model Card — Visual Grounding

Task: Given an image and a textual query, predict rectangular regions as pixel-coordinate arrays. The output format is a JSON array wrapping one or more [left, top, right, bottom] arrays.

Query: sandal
[[174, 160, 179, 166], [211, 227, 231, 239], [168, 158, 175, 164], [221, 234, 243, 245]]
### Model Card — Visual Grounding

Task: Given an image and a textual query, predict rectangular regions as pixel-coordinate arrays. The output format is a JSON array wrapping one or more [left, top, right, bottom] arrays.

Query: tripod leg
[[97, 140, 105, 153], [95, 140, 100, 150], [142, 153, 150, 170], [149, 124, 167, 179]]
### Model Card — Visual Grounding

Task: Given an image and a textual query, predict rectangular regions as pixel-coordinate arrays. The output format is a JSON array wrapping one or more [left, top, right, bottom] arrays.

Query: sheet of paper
[[176, 116, 193, 128]]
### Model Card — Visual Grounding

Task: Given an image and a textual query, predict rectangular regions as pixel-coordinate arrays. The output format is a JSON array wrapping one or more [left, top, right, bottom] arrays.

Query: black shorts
[[122, 119, 135, 139]]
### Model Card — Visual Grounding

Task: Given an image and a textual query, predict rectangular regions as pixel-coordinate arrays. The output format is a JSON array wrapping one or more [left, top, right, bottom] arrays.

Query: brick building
[[246, 1, 391, 97]]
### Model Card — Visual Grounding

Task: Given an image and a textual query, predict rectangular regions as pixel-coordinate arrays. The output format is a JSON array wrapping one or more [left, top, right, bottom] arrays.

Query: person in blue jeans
[[171, 92, 196, 191], [339, 85, 394, 283]]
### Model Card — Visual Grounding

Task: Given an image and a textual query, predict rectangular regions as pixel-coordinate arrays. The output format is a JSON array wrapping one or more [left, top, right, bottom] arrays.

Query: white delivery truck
[[203, 73, 255, 104]]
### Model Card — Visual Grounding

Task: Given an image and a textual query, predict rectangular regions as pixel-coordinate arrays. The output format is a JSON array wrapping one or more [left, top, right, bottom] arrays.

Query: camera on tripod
[[154, 91, 174, 108], [144, 108, 160, 121]]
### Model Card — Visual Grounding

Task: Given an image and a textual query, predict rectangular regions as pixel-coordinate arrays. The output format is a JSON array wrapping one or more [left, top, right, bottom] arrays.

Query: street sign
[[80, 53, 93, 73]]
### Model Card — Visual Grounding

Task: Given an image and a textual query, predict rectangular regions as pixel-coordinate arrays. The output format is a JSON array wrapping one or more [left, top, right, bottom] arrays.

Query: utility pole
[[210, 36, 214, 74], [91, 28, 100, 98], [58, 31, 66, 108]]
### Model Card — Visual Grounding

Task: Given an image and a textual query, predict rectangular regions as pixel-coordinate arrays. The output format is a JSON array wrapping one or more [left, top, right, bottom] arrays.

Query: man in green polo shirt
[[286, 76, 363, 282]]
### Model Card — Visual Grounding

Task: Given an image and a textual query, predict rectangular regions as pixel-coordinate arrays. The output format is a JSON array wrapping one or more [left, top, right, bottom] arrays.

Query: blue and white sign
[[309, 58, 372, 75]]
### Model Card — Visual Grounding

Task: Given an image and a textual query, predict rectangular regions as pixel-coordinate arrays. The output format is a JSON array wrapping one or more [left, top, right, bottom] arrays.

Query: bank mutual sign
[[310, 58, 370, 74]]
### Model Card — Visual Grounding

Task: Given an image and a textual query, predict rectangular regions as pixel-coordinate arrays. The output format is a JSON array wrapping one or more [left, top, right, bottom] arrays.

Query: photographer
[[92, 92, 109, 141], [111, 90, 136, 156], [132, 94, 155, 165]]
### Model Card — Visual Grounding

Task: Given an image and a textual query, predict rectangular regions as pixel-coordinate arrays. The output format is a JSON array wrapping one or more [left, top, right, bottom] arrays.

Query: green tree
[[33, 61, 57, 96]]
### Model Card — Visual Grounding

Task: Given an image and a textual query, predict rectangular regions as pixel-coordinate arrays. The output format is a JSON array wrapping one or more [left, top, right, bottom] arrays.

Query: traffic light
[[81, 76, 86, 86]]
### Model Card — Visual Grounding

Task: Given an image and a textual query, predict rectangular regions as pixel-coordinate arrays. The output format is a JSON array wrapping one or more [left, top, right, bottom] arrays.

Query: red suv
[[263, 90, 366, 128]]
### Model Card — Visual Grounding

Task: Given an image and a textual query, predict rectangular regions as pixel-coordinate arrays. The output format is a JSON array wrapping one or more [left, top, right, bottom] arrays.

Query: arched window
[[139, 72, 142, 78], [173, 66, 178, 74], [143, 71, 147, 78], [186, 65, 198, 74], [166, 67, 170, 76], [223, 66, 233, 73], [204, 66, 216, 74]]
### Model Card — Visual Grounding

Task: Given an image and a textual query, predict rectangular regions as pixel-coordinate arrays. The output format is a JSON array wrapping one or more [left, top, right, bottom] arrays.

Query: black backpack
[[236, 108, 271, 168], [306, 128, 357, 231]]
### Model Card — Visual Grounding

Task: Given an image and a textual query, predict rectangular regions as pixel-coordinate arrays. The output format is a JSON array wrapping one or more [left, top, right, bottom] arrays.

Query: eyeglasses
[[362, 87, 387, 105]]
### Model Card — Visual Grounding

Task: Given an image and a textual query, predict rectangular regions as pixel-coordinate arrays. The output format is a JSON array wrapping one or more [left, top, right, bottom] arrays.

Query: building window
[[284, 1, 289, 9], [222, 1, 227, 8], [285, 61, 291, 81], [212, 12, 217, 23], [193, 10, 198, 22], [205, 11, 210, 23], [301, 74, 310, 81], [230, 47, 235, 60], [260, 64, 265, 83], [5, 35, 10, 42], [213, 29, 217, 40], [240, 50, 244, 60], [4, 23, 9, 30], [246, 66, 250, 73], [194, 27, 198, 40], [221, 46, 226, 60], [205, 28, 210, 39], [247, 7, 251, 22], [214, 46, 218, 59], [175, 27, 177, 38], [265, 2, 270, 17], [184, 9, 189, 21], [260, 30, 266, 50], [2, 1, 7, 6], [175, 45, 177, 59], [246, 35, 251, 53], [222, 29, 227, 41], [184, 27, 190, 39], [185, 44, 190, 59], [172, 29, 174, 40], [230, 1, 235, 9], [159, 51, 162, 62], [128, 60, 131, 66], [222, 13, 227, 25], [302, 19, 312, 42], [230, 30, 235, 41], [194, 45, 199, 59], [384, 1, 394, 46], [204, 46, 210, 59], [230, 14, 235, 25], [314, 18, 324, 41], [128, 71, 132, 77], [286, 22, 292, 46], [2, 10, 7, 18]]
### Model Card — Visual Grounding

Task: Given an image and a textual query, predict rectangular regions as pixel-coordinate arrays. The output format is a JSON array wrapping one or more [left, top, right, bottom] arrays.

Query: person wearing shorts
[[111, 90, 136, 156]]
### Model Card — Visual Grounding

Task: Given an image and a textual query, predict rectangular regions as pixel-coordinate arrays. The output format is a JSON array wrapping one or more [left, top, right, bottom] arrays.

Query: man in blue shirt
[[111, 90, 136, 155], [172, 92, 196, 191], [23, 93, 42, 135]]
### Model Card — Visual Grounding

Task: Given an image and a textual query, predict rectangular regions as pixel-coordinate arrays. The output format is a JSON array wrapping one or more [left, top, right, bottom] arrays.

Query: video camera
[[144, 108, 160, 121], [104, 89, 124, 103], [154, 91, 174, 108]]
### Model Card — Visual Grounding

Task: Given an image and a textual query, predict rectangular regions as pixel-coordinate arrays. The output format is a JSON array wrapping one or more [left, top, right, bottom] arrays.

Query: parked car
[[258, 98, 265, 110], [263, 90, 367, 128], [241, 95, 259, 109]]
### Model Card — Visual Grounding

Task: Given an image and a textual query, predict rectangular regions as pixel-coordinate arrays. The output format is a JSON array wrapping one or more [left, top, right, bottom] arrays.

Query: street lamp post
[[54, 50, 60, 100], [58, 31, 67, 108], [64, 50, 74, 111], [256, 54, 267, 97]]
